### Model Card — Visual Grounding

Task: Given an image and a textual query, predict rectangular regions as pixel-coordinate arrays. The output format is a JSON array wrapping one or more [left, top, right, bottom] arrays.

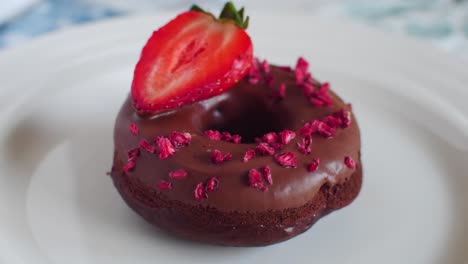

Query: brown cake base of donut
[[110, 152, 362, 247]]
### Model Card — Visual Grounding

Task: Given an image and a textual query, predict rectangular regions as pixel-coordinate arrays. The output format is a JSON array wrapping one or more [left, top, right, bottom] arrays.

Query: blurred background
[[1, 0, 468, 59]]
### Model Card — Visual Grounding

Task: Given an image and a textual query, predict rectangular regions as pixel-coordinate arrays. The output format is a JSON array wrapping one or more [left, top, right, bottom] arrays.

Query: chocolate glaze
[[112, 66, 361, 212]]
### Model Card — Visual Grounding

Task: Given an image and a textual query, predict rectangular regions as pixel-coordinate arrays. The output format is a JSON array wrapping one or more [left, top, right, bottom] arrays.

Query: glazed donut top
[[114, 59, 361, 212]]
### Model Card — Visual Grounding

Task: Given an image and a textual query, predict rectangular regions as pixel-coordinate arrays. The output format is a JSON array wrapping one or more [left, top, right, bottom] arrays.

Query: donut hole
[[203, 100, 293, 143]]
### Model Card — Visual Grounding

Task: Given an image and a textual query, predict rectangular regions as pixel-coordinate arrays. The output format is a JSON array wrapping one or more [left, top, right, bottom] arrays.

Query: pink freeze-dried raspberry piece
[[169, 131, 191, 148], [221, 131, 232, 141], [316, 121, 336, 138], [123, 160, 136, 173], [169, 169, 187, 179], [256, 143, 276, 156], [301, 82, 314, 97], [204, 130, 222, 141], [248, 58, 261, 85], [157, 180, 172, 190], [334, 108, 352, 128], [126, 148, 140, 159], [271, 142, 284, 150], [279, 130, 296, 145], [261, 60, 270, 73], [231, 134, 242, 144], [154, 136, 176, 160], [139, 139, 156, 154], [308, 158, 320, 172], [211, 149, 232, 164], [274, 152, 297, 168], [262, 132, 278, 144], [344, 156, 356, 169], [248, 169, 268, 192], [299, 122, 314, 137], [323, 115, 343, 128], [265, 74, 275, 87], [205, 177, 219, 193], [194, 183, 208, 202], [262, 166, 273, 185], [276, 83, 286, 100], [295, 57, 310, 85], [243, 149, 256, 162], [297, 136, 312, 155], [129, 123, 138, 135]]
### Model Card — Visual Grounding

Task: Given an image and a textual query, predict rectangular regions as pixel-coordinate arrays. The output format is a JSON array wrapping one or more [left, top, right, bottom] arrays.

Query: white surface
[[0, 0, 38, 24], [0, 13, 468, 264]]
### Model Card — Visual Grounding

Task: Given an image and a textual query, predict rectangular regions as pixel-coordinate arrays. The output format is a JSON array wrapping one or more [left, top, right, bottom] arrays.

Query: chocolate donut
[[110, 60, 362, 246]]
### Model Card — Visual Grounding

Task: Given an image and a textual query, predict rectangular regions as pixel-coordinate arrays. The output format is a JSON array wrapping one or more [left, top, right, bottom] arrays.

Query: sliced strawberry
[[132, 3, 253, 114]]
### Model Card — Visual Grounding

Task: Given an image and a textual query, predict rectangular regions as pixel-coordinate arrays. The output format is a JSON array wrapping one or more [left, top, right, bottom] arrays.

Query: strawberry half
[[132, 2, 253, 115]]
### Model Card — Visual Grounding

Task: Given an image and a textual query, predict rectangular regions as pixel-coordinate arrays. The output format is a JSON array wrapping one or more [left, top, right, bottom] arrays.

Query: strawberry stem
[[190, 4, 205, 13], [219, 2, 249, 29], [190, 2, 249, 29]]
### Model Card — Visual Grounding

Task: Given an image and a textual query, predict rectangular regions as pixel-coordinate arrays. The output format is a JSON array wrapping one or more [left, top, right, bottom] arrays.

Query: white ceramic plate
[[1, 12, 467, 264]]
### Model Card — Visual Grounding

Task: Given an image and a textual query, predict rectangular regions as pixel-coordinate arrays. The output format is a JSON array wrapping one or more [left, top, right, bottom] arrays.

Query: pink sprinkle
[[297, 136, 312, 155], [126, 148, 140, 159], [211, 149, 232, 164], [129, 123, 138, 135], [139, 139, 156, 154], [274, 152, 297, 168], [194, 183, 208, 202], [169, 131, 191, 148], [261, 60, 270, 73], [344, 156, 356, 169], [169, 169, 187, 179], [279, 130, 296, 144], [262, 166, 273, 185], [154, 136, 176, 160], [262, 132, 278, 144], [123, 160, 136, 173], [256, 143, 276, 156], [308, 158, 320, 172], [204, 130, 221, 141], [205, 177, 219, 193], [243, 149, 256, 162], [157, 180, 172, 190], [248, 169, 268, 191], [231, 134, 242, 144]]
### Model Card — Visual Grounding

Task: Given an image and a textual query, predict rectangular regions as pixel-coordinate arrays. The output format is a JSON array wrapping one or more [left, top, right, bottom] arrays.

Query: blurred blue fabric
[[0, 0, 467, 58]]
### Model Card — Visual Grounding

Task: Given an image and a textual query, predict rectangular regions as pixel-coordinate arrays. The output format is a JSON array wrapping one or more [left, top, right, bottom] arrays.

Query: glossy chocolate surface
[[113, 66, 361, 212]]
